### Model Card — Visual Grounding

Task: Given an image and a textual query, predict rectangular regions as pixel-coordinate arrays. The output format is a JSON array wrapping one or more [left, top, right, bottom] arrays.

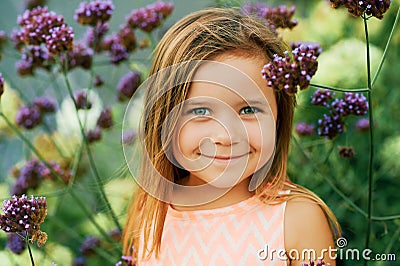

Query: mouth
[[201, 153, 249, 162]]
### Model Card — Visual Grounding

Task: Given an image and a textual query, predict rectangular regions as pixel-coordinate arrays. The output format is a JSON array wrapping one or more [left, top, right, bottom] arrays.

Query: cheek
[[247, 118, 275, 162], [172, 121, 208, 158]]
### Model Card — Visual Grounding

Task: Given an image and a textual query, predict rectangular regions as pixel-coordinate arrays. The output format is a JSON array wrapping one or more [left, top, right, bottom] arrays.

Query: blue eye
[[240, 106, 260, 115], [191, 108, 210, 116]]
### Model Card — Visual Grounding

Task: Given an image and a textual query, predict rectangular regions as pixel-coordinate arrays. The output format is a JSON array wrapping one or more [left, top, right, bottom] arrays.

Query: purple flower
[[94, 75, 104, 87], [126, 1, 174, 33], [261, 5, 298, 31], [262, 43, 321, 95], [126, 8, 162, 33], [11, 160, 46, 196], [84, 22, 109, 52], [0, 72, 4, 99], [97, 107, 113, 129], [72, 256, 87, 266], [355, 117, 370, 132], [74, 90, 92, 110], [45, 24, 74, 55], [16, 59, 34, 76], [40, 161, 73, 184], [117, 25, 137, 52], [338, 146, 356, 158], [0, 195, 48, 247], [62, 42, 93, 71], [330, 0, 391, 19], [17, 6, 65, 46], [74, 0, 114, 26], [295, 122, 315, 137], [317, 113, 344, 139], [15, 105, 42, 129], [79, 235, 101, 256], [343, 92, 368, 116], [116, 71, 141, 101], [86, 126, 102, 143], [24, 0, 47, 10], [109, 42, 129, 64], [311, 89, 335, 106], [6, 232, 27, 254], [33, 96, 57, 113], [331, 98, 347, 116], [149, 1, 174, 18], [301, 259, 330, 266]]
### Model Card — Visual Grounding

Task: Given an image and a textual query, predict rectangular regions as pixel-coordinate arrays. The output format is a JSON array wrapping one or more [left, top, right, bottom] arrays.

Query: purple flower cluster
[[116, 71, 141, 101], [311, 89, 335, 106], [312, 90, 369, 139], [0, 72, 4, 98], [15, 96, 57, 129], [74, 0, 114, 26], [24, 0, 46, 10], [11, 159, 72, 196], [355, 117, 370, 132], [46, 24, 74, 55], [338, 146, 356, 158], [318, 113, 345, 139], [84, 107, 114, 144], [11, 160, 45, 196], [16, 6, 74, 55], [6, 232, 27, 254], [262, 43, 321, 95], [16, 45, 53, 76], [126, 1, 174, 32], [84, 22, 110, 52], [330, 0, 391, 19], [261, 5, 298, 31], [79, 235, 101, 256], [97, 107, 113, 129], [74, 90, 92, 110], [242, 3, 297, 33], [61, 42, 93, 71], [0, 194, 47, 247], [295, 122, 315, 137]]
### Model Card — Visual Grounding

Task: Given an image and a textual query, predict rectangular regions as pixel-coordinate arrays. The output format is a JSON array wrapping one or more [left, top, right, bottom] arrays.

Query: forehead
[[187, 55, 276, 110]]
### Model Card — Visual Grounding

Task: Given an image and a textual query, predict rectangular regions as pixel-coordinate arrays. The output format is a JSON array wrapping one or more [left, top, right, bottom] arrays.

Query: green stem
[[58, 57, 122, 232], [372, 6, 400, 87], [0, 112, 114, 243], [292, 136, 367, 218], [363, 14, 374, 264], [310, 83, 369, 93], [26, 237, 35, 266]]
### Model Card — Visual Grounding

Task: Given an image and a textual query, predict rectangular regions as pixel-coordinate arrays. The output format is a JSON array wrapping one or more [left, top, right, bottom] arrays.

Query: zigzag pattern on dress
[[139, 196, 288, 266]]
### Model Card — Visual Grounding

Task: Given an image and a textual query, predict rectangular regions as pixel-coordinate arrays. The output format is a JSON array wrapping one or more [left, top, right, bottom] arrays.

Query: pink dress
[[138, 195, 288, 265]]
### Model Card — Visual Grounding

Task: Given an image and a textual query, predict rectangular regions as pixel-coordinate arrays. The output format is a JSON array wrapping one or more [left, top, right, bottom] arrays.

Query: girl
[[123, 7, 340, 265]]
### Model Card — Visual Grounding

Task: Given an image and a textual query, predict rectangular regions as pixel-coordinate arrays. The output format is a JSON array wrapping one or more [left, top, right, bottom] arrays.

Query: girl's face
[[171, 53, 277, 189]]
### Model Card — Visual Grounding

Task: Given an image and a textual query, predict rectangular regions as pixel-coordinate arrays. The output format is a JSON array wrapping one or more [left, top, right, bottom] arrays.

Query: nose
[[211, 113, 243, 146]]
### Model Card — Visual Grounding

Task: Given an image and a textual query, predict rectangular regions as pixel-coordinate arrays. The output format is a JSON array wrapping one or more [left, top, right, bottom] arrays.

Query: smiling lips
[[201, 153, 249, 162]]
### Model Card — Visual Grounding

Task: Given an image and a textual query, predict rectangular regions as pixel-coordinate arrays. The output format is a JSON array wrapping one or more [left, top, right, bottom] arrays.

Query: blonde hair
[[122, 7, 340, 260]]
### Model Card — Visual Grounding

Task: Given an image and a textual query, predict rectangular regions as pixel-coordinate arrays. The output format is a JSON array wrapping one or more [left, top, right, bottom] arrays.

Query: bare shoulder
[[284, 197, 336, 266]]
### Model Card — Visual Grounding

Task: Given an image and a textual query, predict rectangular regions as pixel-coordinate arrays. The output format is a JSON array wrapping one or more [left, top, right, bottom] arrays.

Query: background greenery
[[0, 0, 399, 265]]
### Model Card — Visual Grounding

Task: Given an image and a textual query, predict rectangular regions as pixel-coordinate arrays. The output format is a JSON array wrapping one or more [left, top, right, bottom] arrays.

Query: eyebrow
[[184, 99, 267, 106]]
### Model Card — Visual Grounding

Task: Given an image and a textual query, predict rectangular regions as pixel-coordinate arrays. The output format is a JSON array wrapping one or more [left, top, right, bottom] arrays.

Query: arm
[[284, 197, 336, 266]]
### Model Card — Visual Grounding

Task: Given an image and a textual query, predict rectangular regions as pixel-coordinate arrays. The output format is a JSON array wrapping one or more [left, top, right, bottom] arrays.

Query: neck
[[171, 177, 255, 211]]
